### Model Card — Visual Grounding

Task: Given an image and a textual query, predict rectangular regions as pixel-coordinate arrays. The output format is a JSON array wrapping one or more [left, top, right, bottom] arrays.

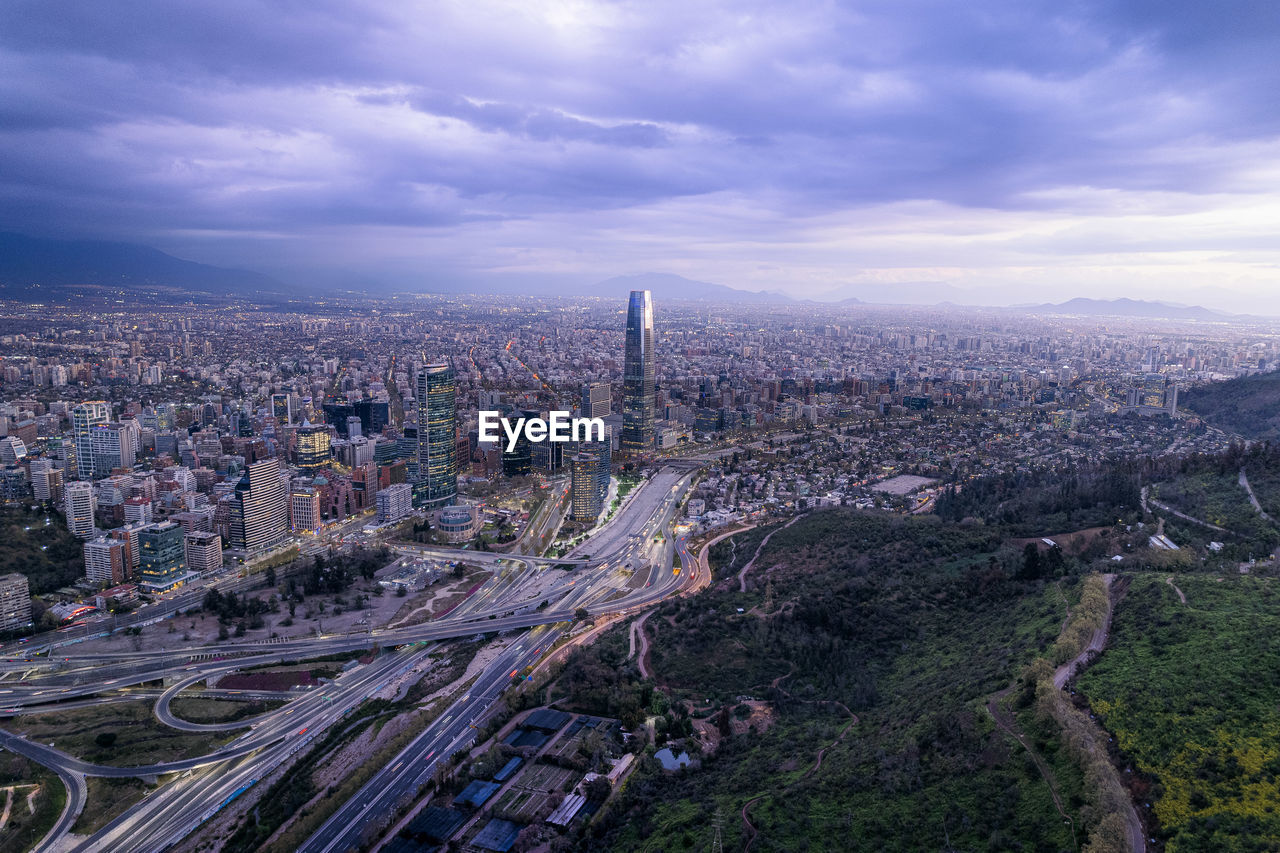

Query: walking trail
[[1239, 468, 1274, 522], [739, 672, 858, 852], [738, 514, 808, 592]]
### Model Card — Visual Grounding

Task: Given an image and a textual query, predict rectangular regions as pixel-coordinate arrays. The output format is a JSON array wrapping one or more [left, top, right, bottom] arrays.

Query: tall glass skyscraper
[[622, 290, 655, 454], [415, 362, 458, 508]]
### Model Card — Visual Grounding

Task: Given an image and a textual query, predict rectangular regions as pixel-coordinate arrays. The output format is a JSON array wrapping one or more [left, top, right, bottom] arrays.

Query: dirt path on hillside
[[1240, 468, 1274, 522], [631, 611, 654, 680], [1054, 574, 1116, 691], [738, 514, 807, 592], [986, 687, 1073, 825], [740, 685, 857, 851], [1053, 574, 1146, 853], [1166, 577, 1187, 604]]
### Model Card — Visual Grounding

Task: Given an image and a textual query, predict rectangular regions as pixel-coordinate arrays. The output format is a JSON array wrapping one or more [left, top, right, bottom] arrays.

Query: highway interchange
[[0, 462, 705, 853]]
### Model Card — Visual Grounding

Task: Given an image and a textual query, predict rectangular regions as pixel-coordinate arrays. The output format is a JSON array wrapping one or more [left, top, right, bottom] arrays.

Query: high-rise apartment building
[[415, 362, 457, 509], [184, 531, 223, 574], [28, 458, 55, 502], [230, 458, 288, 553], [622, 290, 655, 454], [72, 401, 109, 480], [64, 479, 96, 538], [0, 574, 32, 632], [84, 537, 128, 585], [376, 482, 413, 523]]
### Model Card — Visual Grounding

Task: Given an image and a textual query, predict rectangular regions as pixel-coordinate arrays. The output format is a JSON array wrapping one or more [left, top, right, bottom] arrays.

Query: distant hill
[[1019, 297, 1229, 321], [1182, 370, 1280, 439], [0, 232, 288, 299], [591, 272, 789, 302]]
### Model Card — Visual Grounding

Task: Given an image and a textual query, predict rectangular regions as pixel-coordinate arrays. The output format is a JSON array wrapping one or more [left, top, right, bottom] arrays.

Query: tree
[[574, 607, 590, 622], [265, 565, 277, 587], [1020, 543, 1042, 580], [94, 732, 117, 748]]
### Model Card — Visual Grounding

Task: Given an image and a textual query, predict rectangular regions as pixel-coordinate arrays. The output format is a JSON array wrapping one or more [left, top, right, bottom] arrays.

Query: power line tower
[[711, 808, 724, 853]]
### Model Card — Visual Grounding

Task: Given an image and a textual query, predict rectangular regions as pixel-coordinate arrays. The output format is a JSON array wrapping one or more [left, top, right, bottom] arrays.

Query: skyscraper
[[415, 362, 458, 509], [71, 401, 110, 480], [230, 458, 288, 553], [501, 409, 538, 478], [295, 421, 332, 472], [622, 290, 655, 454], [271, 392, 293, 426], [570, 453, 603, 523]]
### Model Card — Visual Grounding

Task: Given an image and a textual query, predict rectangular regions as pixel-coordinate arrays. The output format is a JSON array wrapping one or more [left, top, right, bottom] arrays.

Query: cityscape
[[3, 3, 1280, 853]]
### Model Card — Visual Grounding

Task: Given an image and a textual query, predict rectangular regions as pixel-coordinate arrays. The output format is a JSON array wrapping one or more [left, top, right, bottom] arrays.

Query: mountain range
[[0, 232, 286, 299], [0, 232, 1251, 318]]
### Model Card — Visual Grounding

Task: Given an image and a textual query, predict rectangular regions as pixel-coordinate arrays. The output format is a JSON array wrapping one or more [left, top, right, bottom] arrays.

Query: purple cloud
[[1, 0, 1279, 305]]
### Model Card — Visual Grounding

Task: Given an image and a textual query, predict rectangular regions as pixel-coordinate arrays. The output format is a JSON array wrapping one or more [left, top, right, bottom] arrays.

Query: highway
[[3, 462, 699, 852], [298, 624, 563, 853]]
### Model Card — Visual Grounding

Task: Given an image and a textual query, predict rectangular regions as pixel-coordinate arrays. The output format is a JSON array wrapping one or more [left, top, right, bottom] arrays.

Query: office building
[[582, 382, 611, 418], [295, 421, 332, 472], [502, 409, 538, 477], [376, 482, 413, 523], [622, 290, 656, 454], [230, 458, 288, 553], [291, 488, 321, 532], [184, 531, 223, 574], [271, 392, 293, 426], [64, 479, 96, 538], [570, 453, 604, 523], [322, 399, 389, 439], [434, 504, 481, 543], [85, 537, 128, 585], [72, 401, 110, 480], [138, 521, 193, 593], [0, 574, 31, 632], [415, 362, 458, 509], [531, 438, 564, 473]]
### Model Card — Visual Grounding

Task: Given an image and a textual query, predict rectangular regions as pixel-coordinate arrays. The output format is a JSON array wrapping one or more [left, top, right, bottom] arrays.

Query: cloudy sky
[[3, 0, 1280, 309]]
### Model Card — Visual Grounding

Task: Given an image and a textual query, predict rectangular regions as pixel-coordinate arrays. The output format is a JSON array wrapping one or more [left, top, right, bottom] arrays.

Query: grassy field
[[168, 697, 287, 724], [0, 754, 64, 853], [1077, 573, 1280, 852], [0, 701, 237, 766], [72, 777, 156, 835], [566, 509, 1095, 852]]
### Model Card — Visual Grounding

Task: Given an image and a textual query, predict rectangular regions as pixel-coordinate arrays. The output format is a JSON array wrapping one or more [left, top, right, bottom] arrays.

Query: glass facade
[[416, 362, 457, 508], [622, 290, 655, 454]]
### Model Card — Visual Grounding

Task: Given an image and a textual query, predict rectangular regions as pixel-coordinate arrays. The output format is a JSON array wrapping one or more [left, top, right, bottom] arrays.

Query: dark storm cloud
[[0, 0, 1278, 297]]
